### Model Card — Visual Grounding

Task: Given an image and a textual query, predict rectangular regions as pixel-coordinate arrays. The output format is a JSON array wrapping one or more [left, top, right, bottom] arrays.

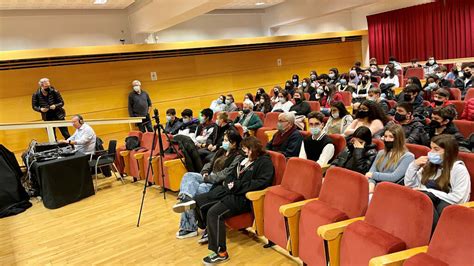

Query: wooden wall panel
[[0, 41, 362, 153]]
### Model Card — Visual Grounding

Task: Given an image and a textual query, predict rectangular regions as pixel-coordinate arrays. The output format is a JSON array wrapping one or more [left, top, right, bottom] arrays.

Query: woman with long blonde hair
[[366, 124, 415, 193]]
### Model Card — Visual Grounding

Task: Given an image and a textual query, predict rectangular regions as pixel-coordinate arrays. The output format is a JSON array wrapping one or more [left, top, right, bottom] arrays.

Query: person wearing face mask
[[177, 109, 200, 138], [223, 94, 238, 112], [289, 90, 311, 117], [422, 74, 440, 100], [336, 73, 352, 92], [195, 136, 274, 264], [323, 101, 353, 135], [254, 93, 272, 114], [379, 63, 400, 91], [454, 63, 474, 98], [430, 89, 452, 108], [291, 74, 300, 89], [313, 74, 329, 101], [320, 84, 343, 115], [234, 100, 263, 136], [366, 124, 415, 193], [193, 108, 217, 149], [243, 93, 254, 104], [345, 100, 388, 137], [424, 56, 439, 76], [348, 70, 360, 88], [328, 68, 340, 84], [428, 106, 469, 150], [272, 91, 294, 112], [331, 126, 378, 174], [434, 66, 453, 88], [382, 56, 402, 72], [32, 77, 70, 139], [267, 112, 303, 158], [172, 129, 244, 240], [127, 80, 153, 132], [198, 112, 234, 163], [369, 64, 381, 78], [367, 87, 390, 113], [255, 88, 266, 102], [285, 80, 295, 97], [299, 78, 311, 92], [271, 86, 282, 103], [389, 103, 429, 146], [389, 85, 431, 120], [164, 108, 183, 135], [309, 70, 318, 83], [405, 134, 470, 228], [210, 95, 226, 113], [298, 112, 334, 166], [352, 75, 372, 104]]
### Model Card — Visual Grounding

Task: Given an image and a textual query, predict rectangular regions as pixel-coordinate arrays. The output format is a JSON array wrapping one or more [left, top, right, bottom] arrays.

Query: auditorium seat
[[406, 143, 430, 159], [387, 100, 397, 109], [279, 167, 368, 265], [227, 111, 240, 122], [235, 102, 243, 110], [307, 101, 321, 111], [449, 88, 462, 100], [120, 131, 155, 180], [233, 124, 244, 137], [212, 111, 222, 122], [225, 150, 287, 230], [465, 88, 474, 101], [405, 67, 424, 80], [340, 91, 352, 106], [372, 138, 384, 151], [369, 205, 474, 266], [256, 112, 280, 146], [254, 111, 265, 122], [318, 182, 433, 266], [328, 134, 346, 161], [115, 131, 142, 175], [247, 158, 322, 249], [139, 133, 172, 183], [451, 100, 466, 118], [458, 152, 474, 200], [453, 120, 474, 139]]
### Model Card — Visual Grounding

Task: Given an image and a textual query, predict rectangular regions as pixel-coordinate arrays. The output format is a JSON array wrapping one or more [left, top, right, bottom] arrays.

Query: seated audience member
[[299, 111, 335, 166], [291, 74, 299, 88], [267, 112, 303, 158], [243, 93, 254, 104], [59, 114, 96, 154], [164, 108, 183, 135], [328, 68, 340, 84], [390, 84, 431, 119], [428, 106, 469, 150], [254, 93, 272, 114], [177, 109, 200, 138], [344, 100, 388, 137], [195, 137, 274, 264], [285, 80, 295, 97], [461, 98, 474, 121], [323, 101, 353, 135], [309, 70, 318, 85], [422, 74, 439, 100], [446, 64, 460, 80], [405, 134, 470, 227], [348, 70, 360, 88], [390, 102, 429, 146], [380, 63, 400, 89], [255, 88, 265, 103], [336, 74, 352, 93], [424, 56, 439, 76], [223, 94, 238, 112], [352, 74, 372, 103], [210, 95, 226, 113], [363, 69, 377, 83], [383, 56, 402, 72], [367, 87, 390, 113], [271, 86, 282, 104], [272, 90, 294, 112], [332, 126, 378, 174], [435, 66, 453, 88], [454, 62, 474, 98], [234, 100, 263, 136], [299, 78, 311, 92], [194, 108, 217, 148], [289, 90, 311, 116], [366, 124, 415, 193], [351, 61, 363, 74], [431, 88, 452, 108], [320, 84, 343, 115], [198, 112, 233, 163], [172, 130, 243, 239], [404, 76, 423, 91], [369, 64, 381, 77]]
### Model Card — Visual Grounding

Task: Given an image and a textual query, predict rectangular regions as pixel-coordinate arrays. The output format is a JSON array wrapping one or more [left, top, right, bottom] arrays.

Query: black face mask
[[347, 143, 354, 152], [44, 87, 51, 92], [384, 141, 394, 151], [434, 100, 444, 106], [404, 94, 413, 102], [356, 110, 369, 119], [430, 120, 442, 128], [394, 113, 406, 122], [294, 98, 302, 104], [242, 109, 250, 114], [465, 72, 472, 78]]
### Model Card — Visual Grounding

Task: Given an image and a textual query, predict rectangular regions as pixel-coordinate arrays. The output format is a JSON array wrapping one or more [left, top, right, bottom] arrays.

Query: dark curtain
[[367, 0, 474, 63]]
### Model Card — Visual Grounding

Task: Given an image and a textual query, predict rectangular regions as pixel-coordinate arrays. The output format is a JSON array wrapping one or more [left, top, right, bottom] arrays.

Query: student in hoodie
[[428, 106, 469, 150], [299, 111, 335, 166], [177, 109, 200, 138], [328, 68, 340, 84], [194, 108, 218, 148], [199, 112, 235, 163], [405, 134, 470, 228], [388, 102, 430, 146], [389, 84, 431, 120], [332, 126, 378, 175], [164, 108, 183, 135]]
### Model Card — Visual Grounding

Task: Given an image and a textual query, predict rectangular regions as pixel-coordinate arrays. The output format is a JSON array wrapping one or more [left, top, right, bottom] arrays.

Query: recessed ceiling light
[[94, 0, 107, 4], [255, 2, 265, 6]]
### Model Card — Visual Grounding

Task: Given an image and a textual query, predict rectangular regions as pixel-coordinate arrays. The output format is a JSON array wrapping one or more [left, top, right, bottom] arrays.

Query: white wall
[[0, 10, 131, 51]]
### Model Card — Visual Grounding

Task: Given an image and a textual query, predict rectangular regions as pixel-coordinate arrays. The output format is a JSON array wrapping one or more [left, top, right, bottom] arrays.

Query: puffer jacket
[[331, 143, 378, 175], [461, 98, 474, 121]]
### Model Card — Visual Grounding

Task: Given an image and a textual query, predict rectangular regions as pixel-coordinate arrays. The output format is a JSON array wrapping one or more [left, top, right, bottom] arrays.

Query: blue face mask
[[428, 152, 443, 165], [309, 126, 321, 136], [222, 141, 230, 151]]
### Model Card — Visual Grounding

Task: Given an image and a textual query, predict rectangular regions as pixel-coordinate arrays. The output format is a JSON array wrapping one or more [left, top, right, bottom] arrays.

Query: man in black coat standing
[[128, 80, 153, 133], [31, 78, 70, 139]]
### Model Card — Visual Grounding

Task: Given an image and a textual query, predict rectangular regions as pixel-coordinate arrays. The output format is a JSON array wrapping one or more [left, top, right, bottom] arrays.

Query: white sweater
[[380, 75, 400, 88], [272, 101, 293, 112], [404, 161, 471, 204]]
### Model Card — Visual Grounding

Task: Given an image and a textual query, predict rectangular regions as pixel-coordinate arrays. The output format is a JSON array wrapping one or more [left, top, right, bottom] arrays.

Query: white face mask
[[328, 73, 335, 79], [133, 85, 140, 92], [260, 99, 265, 104], [458, 72, 464, 78], [302, 82, 308, 87], [428, 60, 435, 65], [278, 97, 286, 103], [385, 70, 391, 76]]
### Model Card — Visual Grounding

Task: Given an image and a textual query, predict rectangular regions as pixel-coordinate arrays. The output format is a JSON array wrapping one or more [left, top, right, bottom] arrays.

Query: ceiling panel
[[0, 0, 135, 10], [221, 0, 285, 9]]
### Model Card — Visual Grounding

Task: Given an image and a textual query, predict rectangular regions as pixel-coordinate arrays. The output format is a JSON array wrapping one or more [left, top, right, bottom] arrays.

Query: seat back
[[387, 100, 397, 109], [405, 67, 424, 80], [267, 150, 286, 186], [233, 124, 244, 137], [328, 134, 346, 160], [465, 88, 474, 101], [406, 143, 430, 159], [254, 111, 265, 122], [235, 102, 243, 110], [128, 131, 143, 140], [320, 167, 368, 218], [458, 152, 474, 200], [449, 87, 462, 100], [451, 100, 466, 118], [280, 158, 322, 200], [340, 91, 352, 106], [263, 112, 280, 128], [366, 182, 433, 248], [228, 111, 240, 121], [304, 92, 310, 100], [141, 132, 157, 151], [426, 205, 474, 265], [372, 138, 384, 151], [212, 111, 222, 122], [453, 120, 474, 139], [308, 101, 321, 111], [107, 140, 117, 160]]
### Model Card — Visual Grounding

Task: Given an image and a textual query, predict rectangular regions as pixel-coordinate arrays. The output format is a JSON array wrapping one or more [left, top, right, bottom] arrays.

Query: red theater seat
[[453, 120, 474, 139], [115, 131, 142, 175], [406, 143, 430, 159], [256, 112, 280, 147]]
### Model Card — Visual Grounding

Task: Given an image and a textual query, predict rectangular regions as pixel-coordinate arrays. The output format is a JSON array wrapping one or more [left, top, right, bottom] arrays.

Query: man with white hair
[[32, 78, 70, 139], [128, 80, 153, 132], [266, 112, 303, 158], [233, 100, 262, 136]]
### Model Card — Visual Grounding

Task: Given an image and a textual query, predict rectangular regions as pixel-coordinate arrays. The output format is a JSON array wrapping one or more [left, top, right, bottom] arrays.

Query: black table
[[32, 152, 95, 209]]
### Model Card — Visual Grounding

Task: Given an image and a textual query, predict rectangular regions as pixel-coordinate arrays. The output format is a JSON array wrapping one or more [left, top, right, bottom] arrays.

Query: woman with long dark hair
[[344, 100, 388, 137]]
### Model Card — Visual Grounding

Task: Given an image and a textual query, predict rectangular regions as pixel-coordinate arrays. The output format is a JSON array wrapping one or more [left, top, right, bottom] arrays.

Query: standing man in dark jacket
[[31, 78, 70, 139], [128, 80, 152, 132]]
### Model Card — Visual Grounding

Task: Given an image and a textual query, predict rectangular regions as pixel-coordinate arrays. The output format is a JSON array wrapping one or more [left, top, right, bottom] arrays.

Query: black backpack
[[125, 136, 140, 150]]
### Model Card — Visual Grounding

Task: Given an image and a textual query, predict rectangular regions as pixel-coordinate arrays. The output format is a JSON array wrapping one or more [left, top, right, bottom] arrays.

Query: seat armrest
[[265, 130, 278, 141], [120, 150, 130, 157], [317, 217, 364, 241], [246, 189, 268, 201], [280, 198, 318, 218], [459, 201, 474, 208], [369, 246, 428, 266], [134, 152, 145, 160]]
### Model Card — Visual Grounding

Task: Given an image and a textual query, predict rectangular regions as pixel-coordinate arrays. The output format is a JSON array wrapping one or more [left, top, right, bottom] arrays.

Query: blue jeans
[[179, 172, 213, 232]]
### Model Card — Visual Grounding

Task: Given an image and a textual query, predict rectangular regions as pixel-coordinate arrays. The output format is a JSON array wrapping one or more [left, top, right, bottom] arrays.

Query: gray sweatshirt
[[404, 161, 471, 204], [368, 150, 415, 184]]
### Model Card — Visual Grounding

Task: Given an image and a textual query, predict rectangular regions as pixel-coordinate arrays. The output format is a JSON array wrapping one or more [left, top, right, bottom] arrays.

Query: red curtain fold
[[367, 0, 474, 63]]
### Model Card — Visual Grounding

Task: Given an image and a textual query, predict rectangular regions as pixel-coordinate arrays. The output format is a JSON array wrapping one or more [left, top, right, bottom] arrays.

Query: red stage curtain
[[367, 0, 474, 63]]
